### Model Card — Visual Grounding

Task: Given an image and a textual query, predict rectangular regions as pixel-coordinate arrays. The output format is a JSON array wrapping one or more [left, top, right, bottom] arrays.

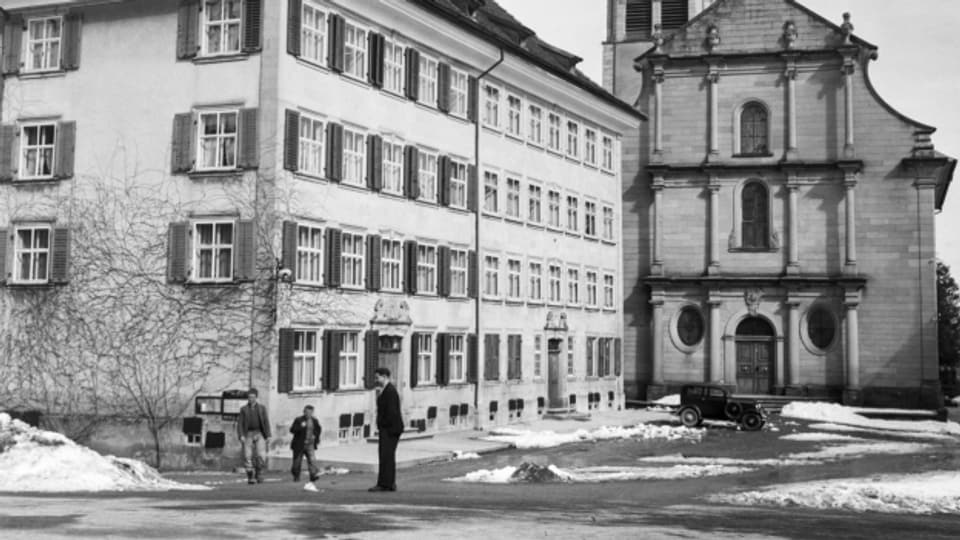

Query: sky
[[497, 0, 960, 271]]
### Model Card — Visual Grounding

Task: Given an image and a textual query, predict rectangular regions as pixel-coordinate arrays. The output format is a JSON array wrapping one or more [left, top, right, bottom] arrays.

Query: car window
[[683, 387, 702, 398], [708, 388, 725, 398]]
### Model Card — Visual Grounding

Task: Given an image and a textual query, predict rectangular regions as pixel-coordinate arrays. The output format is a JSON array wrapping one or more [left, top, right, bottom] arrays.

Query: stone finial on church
[[706, 25, 721, 51], [782, 20, 798, 49], [652, 23, 664, 54], [841, 12, 854, 45]]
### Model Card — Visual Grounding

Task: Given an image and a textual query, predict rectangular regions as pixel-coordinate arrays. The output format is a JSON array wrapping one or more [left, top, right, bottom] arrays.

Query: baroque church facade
[[605, 0, 956, 407]]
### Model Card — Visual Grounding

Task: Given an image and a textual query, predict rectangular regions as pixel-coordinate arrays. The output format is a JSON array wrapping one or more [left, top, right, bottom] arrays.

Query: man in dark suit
[[370, 367, 403, 492], [236, 388, 271, 484], [289, 405, 322, 482]]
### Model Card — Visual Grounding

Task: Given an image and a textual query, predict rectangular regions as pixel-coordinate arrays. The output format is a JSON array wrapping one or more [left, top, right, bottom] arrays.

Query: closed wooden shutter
[[410, 333, 420, 388], [325, 228, 342, 287], [54, 122, 76, 179], [324, 330, 341, 391], [327, 13, 345, 72], [171, 113, 195, 173], [661, 0, 689, 30], [484, 334, 500, 381], [437, 245, 450, 297], [366, 134, 383, 191], [404, 48, 420, 101], [61, 13, 83, 70], [243, 0, 263, 52], [625, 1, 653, 38], [404, 240, 418, 294], [281, 220, 298, 282], [278, 328, 295, 393], [326, 122, 343, 182], [508, 335, 522, 380], [366, 234, 381, 291], [436, 333, 449, 386], [437, 63, 451, 112], [2, 17, 23, 75], [50, 228, 71, 284], [364, 330, 379, 389], [614, 338, 622, 377], [167, 222, 190, 283], [466, 334, 478, 383], [0, 125, 14, 181], [404, 145, 419, 200], [238, 108, 259, 169], [467, 250, 477, 299], [234, 219, 256, 282], [176, 0, 201, 60], [0, 229, 7, 284], [586, 339, 594, 377], [367, 32, 384, 87], [287, 0, 302, 56], [467, 75, 478, 123], [466, 164, 477, 212], [283, 109, 300, 171], [437, 155, 450, 207]]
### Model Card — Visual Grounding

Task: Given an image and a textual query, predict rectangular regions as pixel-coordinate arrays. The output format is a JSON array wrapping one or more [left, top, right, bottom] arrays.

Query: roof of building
[[411, 0, 645, 120]]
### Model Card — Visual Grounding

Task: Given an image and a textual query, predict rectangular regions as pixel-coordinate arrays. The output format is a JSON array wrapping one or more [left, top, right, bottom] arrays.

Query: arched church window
[[741, 182, 769, 249], [740, 102, 769, 155]]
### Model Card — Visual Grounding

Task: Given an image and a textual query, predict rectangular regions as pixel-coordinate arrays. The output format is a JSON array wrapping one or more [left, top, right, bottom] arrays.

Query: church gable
[[659, 0, 865, 57]]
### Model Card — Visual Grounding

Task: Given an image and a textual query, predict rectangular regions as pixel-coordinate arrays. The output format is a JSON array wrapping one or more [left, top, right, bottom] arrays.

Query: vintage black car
[[676, 384, 766, 431]]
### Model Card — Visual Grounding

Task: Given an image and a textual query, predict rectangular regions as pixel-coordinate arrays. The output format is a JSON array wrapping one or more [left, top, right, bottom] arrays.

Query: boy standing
[[289, 405, 322, 482]]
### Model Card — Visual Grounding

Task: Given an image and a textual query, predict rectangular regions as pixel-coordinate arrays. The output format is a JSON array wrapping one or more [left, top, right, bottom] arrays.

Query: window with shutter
[[466, 334, 478, 383], [437, 155, 450, 207], [325, 228, 342, 287], [435, 333, 448, 386], [167, 222, 190, 283], [327, 13, 345, 72], [238, 108, 259, 169], [484, 334, 500, 381], [287, 0, 303, 56], [507, 335, 522, 381], [50, 228, 70, 284], [404, 48, 420, 101], [278, 328, 296, 393], [17, 122, 58, 180], [52, 121, 76, 179], [467, 250, 478, 299], [61, 13, 82, 70], [283, 109, 300, 171], [366, 134, 383, 191], [467, 164, 478, 212], [2, 17, 23, 75], [200, 0, 242, 56], [281, 220, 299, 282], [326, 122, 343, 181], [409, 333, 420, 388], [367, 32, 384, 87], [467, 75, 479, 123], [323, 330, 341, 391], [404, 145, 419, 199], [0, 125, 15, 181], [171, 113, 195, 173], [10, 225, 52, 284], [366, 234, 381, 291], [404, 240, 418, 294], [243, 0, 263, 52], [437, 245, 451, 297], [192, 220, 235, 282], [364, 329, 379, 389], [233, 219, 256, 282]]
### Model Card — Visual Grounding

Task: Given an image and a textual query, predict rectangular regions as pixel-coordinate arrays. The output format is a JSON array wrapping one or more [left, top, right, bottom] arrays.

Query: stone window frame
[[800, 303, 841, 356], [732, 99, 774, 158], [728, 178, 781, 252], [669, 303, 706, 354]]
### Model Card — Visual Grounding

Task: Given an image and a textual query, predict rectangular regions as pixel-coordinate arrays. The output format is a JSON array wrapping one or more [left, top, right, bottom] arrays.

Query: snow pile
[[483, 423, 703, 449], [787, 441, 931, 460], [451, 451, 481, 460], [711, 471, 960, 514], [779, 433, 865, 442], [653, 394, 680, 406], [303, 482, 319, 492], [781, 402, 960, 436], [446, 462, 752, 484], [0, 413, 208, 492], [806, 422, 956, 441]]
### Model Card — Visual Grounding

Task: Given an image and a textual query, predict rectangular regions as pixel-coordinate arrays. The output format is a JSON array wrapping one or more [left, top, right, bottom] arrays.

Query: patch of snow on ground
[[806, 422, 956, 441], [781, 402, 960, 436], [637, 454, 813, 467], [710, 471, 960, 514], [786, 441, 931, 460], [483, 423, 703, 449], [451, 451, 481, 460], [779, 432, 865, 442], [0, 413, 208, 492], [445, 464, 752, 484]]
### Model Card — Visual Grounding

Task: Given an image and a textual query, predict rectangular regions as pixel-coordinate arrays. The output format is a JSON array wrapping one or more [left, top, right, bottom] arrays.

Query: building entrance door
[[735, 317, 775, 394], [378, 335, 402, 388], [547, 338, 563, 408]]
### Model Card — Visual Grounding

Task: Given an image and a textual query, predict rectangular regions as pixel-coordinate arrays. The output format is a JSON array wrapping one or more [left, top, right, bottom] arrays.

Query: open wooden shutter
[[467, 75, 479, 123], [50, 228, 71, 284], [0, 229, 7, 284], [364, 330, 380, 389], [484, 334, 500, 381], [403, 145, 418, 199], [404, 240, 418, 295], [467, 250, 478, 299], [0, 125, 15, 181], [243, 0, 263, 52], [167, 222, 190, 283], [283, 109, 300, 172], [436, 333, 449, 386], [176, 0, 201, 60], [466, 164, 478, 212], [367, 32, 384, 87], [287, 0, 302, 56], [171, 113, 195, 173], [234, 219, 256, 282], [614, 338, 622, 377], [325, 228, 342, 287], [366, 234, 381, 291], [586, 339, 594, 377], [409, 333, 420, 388], [327, 13, 345, 72], [466, 334, 478, 383], [281, 220, 298, 282], [238, 108, 259, 169], [278, 328, 295, 393], [53, 121, 76, 179], [437, 155, 450, 207], [326, 122, 343, 182], [324, 330, 341, 391], [61, 13, 83, 70], [2, 17, 23, 75], [437, 246, 450, 297], [404, 48, 420, 101], [437, 63, 451, 112], [366, 134, 382, 191]]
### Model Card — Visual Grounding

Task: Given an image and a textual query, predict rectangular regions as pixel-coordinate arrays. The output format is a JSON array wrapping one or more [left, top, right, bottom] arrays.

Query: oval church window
[[677, 307, 705, 346], [807, 307, 836, 350]]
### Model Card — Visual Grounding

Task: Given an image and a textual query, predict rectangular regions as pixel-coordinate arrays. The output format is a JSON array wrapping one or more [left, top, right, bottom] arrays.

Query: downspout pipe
[[474, 47, 504, 429]]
